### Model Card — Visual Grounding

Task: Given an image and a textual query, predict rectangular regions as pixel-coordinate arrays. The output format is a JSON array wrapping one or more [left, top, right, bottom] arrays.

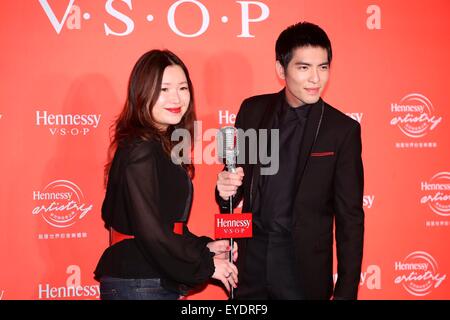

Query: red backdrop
[[0, 0, 449, 300]]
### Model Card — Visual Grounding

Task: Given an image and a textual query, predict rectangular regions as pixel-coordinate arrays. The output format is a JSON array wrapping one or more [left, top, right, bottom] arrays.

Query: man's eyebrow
[[294, 62, 329, 66], [294, 62, 311, 66]]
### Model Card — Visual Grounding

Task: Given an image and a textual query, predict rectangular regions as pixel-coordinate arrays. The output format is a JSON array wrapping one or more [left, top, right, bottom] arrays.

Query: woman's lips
[[165, 107, 182, 114]]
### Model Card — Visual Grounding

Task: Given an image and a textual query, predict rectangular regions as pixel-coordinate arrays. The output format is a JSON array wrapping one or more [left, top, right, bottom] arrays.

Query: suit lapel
[[250, 90, 284, 210], [294, 99, 324, 196]]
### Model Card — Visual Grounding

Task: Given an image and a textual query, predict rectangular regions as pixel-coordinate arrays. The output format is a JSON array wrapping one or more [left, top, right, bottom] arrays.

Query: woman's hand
[[207, 240, 238, 262], [211, 257, 238, 292]]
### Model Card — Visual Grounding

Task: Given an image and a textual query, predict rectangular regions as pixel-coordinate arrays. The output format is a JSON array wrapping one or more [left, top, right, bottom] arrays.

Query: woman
[[94, 49, 238, 300]]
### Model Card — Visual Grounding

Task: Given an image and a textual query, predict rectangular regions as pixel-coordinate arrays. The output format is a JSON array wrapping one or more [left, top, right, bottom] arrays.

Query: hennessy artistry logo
[[420, 172, 450, 217], [32, 180, 93, 228], [394, 251, 446, 296], [390, 93, 442, 138]]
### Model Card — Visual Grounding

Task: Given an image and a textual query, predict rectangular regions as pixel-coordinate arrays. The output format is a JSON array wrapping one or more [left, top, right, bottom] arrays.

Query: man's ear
[[275, 60, 285, 80]]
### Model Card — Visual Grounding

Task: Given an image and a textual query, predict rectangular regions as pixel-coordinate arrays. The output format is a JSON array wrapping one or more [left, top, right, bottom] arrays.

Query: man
[[216, 22, 364, 299]]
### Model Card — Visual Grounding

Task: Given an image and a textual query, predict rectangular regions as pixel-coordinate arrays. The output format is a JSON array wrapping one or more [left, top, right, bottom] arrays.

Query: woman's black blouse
[[94, 138, 214, 293]]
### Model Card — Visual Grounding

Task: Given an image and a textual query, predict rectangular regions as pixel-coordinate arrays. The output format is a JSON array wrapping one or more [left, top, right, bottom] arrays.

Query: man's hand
[[217, 167, 244, 200]]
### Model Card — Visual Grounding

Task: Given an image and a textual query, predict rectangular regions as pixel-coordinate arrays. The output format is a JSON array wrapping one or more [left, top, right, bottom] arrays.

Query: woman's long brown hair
[[104, 49, 196, 186]]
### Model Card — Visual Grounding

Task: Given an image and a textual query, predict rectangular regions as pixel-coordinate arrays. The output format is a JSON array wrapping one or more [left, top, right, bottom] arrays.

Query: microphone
[[217, 126, 239, 299], [218, 126, 239, 173]]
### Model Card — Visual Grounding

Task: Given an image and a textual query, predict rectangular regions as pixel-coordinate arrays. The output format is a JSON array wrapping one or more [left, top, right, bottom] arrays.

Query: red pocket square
[[311, 152, 335, 157]]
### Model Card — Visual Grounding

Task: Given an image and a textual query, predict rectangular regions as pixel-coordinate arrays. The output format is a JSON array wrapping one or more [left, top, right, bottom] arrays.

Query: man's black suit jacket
[[217, 90, 364, 299]]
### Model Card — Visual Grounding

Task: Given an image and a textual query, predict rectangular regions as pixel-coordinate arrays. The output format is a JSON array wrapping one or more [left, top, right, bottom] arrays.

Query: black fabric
[[255, 100, 311, 233], [95, 138, 214, 294], [235, 227, 305, 300]]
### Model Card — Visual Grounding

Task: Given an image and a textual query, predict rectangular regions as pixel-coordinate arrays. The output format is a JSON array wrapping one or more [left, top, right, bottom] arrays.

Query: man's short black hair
[[276, 21, 332, 69]]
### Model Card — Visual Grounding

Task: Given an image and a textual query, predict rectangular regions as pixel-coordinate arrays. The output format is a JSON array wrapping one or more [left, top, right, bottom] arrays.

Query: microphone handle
[[229, 194, 235, 300], [227, 164, 235, 299]]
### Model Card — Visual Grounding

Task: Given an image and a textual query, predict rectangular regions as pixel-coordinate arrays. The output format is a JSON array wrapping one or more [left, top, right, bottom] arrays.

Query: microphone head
[[217, 126, 239, 166]]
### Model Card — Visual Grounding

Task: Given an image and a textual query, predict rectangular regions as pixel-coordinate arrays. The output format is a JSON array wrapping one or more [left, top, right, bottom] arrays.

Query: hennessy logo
[[35, 110, 101, 136], [215, 213, 252, 238], [38, 265, 100, 299], [216, 218, 251, 228]]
